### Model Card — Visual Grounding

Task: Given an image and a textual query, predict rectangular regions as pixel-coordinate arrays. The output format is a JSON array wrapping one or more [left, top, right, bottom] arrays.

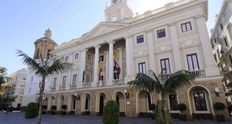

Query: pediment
[[81, 22, 127, 41]]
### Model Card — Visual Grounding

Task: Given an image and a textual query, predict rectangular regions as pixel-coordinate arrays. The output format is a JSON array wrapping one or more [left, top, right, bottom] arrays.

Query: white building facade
[[23, 0, 229, 119], [8, 69, 27, 108]]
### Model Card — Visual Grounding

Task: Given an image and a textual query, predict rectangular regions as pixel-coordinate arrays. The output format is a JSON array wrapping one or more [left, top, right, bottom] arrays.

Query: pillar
[[169, 22, 182, 71], [147, 31, 156, 73], [108, 41, 115, 85], [93, 45, 100, 87], [195, 15, 220, 76]]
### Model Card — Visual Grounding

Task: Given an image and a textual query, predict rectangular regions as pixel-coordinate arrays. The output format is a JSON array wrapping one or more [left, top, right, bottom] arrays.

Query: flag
[[98, 63, 103, 81], [113, 51, 121, 79]]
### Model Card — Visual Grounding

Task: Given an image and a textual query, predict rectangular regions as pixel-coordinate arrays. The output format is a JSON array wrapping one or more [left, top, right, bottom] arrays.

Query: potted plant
[[149, 104, 156, 120], [51, 105, 57, 115], [177, 103, 187, 121], [61, 105, 67, 115], [213, 102, 226, 122]]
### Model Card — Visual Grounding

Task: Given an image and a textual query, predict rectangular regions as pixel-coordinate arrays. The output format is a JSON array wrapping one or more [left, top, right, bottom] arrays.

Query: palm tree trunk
[[162, 94, 172, 124], [37, 76, 45, 124]]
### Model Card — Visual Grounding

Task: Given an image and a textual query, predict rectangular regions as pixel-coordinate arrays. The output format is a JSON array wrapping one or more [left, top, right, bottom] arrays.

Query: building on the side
[[26, 0, 229, 119], [7, 69, 27, 108], [22, 29, 57, 106], [210, 0, 232, 106]]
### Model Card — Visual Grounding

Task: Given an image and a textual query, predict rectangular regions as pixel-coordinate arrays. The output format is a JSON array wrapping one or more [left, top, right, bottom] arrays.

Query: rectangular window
[[187, 53, 199, 71], [157, 29, 166, 38], [65, 56, 69, 62], [138, 62, 146, 74], [62, 76, 67, 88], [214, 54, 217, 63], [99, 55, 104, 62], [160, 58, 171, 74], [72, 74, 77, 86], [75, 53, 79, 60], [229, 55, 232, 64], [53, 78, 57, 89], [224, 37, 228, 47], [136, 35, 144, 44], [220, 23, 223, 30], [169, 94, 179, 111], [181, 22, 192, 32]]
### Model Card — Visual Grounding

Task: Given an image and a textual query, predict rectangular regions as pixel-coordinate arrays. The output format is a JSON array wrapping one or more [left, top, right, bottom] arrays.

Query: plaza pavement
[[0, 112, 231, 124]]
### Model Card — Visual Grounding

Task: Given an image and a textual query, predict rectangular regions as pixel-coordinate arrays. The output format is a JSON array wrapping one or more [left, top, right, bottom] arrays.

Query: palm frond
[[226, 82, 232, 88], [47, 59, 73, 74], [128, 73, 163, 93], [164, 70, 194, 93], [17, 50, 41, 72]]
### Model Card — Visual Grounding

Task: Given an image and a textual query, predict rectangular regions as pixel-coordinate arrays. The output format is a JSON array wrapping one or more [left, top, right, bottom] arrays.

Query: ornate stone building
[[22, 29, 57, 106], [210, 0, 232, 105], [25, 0, 228, 119]]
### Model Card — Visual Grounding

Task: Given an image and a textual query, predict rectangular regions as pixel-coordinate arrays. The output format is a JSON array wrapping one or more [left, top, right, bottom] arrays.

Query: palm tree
[[128, 70, 195, 124], [0, 67, 7, 89], [17, 50, 72, 124]]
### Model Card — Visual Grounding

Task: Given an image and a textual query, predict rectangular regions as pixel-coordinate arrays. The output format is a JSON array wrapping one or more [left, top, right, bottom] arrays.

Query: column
[[126, 37, 133, 76], [147, 31, 156, 73], [169, 22, 182, 71], [195, 15, 220, 76], [93, 45, 100, 87], [117, 48, 123, 79], [108, 41, 115, 85], [80, 49, 87, 84], [104, 51, 109, 81]]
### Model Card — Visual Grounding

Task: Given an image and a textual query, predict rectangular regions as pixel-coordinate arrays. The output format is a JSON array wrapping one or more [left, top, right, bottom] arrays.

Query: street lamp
[[214, 87, 220, 97], [124, 89, 129, 99]]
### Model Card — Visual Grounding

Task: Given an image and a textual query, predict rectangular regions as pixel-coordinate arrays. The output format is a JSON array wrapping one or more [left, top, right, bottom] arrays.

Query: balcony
[[159, 70, 206, 82], [50, 87, 56, 92], [82, 82, 92, 88], [97, 80, 106, 87], [70, 83, 77, 90], [113, 78, 124, 85], [59, 86, 66, 91]]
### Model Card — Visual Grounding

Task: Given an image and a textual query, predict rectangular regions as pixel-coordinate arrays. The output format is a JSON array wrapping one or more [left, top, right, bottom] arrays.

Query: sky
[[0, 0, 223, 75]]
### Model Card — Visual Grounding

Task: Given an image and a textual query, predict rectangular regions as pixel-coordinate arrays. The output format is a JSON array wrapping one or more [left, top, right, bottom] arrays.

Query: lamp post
[[214, 87, 220, 97]]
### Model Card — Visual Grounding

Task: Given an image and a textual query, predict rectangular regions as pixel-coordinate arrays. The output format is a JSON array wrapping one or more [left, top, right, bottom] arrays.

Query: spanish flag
[[98, 63, 103, 81], [113, 52, 121, 78]]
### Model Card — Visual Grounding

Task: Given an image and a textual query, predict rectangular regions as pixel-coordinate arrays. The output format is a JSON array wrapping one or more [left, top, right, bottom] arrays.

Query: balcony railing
[[59, 86, 66, 91], [97, 80, 106, 87], [113, 78, 124, 85], [83, 82, 92, 88], [158, 70, 206, 82], [70, 83, 77, 90]]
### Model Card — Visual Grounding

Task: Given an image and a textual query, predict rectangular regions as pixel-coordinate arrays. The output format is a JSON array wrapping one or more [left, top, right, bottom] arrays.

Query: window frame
[[157, 29, 166, 39], [53, 78, 57, 89], [136, 35, 144, 44], [62, 76, 67, 88], [186, 53, 200, 71], [72, 74, 77, 86], [138, 62, 146, 74], [192, 91, 208, 112], [181, 22, 192, 32], [160, 58, 171, 74]]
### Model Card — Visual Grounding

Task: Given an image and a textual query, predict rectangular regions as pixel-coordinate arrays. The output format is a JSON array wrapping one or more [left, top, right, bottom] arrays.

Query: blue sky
[[0, 0, 223, 74]]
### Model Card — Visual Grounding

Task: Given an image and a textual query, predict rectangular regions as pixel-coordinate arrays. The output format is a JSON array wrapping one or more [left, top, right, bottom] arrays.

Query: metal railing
[[113, 78, 124, 85], [159, 70, 206, 82], [83, 82, 92, 88]]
